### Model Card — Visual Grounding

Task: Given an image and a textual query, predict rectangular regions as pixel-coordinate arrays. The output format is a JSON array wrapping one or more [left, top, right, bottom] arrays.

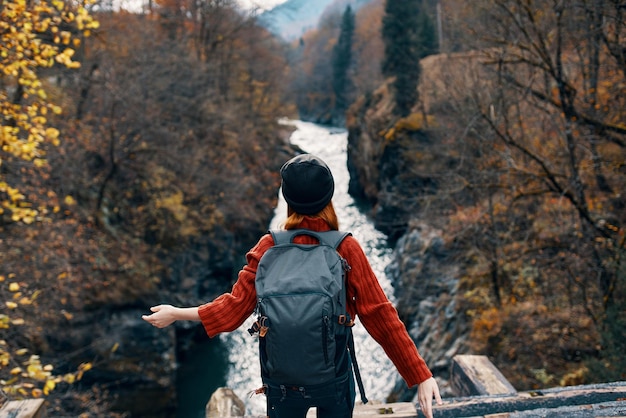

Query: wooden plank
[[503, 400, 626, 417], [353, 402, 417, 417], [0, 399, 46, 418], [207, 381, 626, 417], [433, 382, 626, 417], [451, 355, 517, 396], [306, 402, 418, 417]]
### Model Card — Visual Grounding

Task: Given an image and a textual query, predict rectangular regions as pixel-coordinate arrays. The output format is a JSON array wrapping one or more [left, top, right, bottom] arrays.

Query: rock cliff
[[31, 132, 298, 417], [346, 55, 474, 401]]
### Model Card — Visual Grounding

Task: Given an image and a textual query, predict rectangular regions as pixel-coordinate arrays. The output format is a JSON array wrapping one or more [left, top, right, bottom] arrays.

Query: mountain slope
[[258, 0, 373, 40], [258, 0, 335, 40]]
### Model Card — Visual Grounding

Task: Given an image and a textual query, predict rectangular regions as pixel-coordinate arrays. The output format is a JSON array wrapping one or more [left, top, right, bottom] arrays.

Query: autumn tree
[[381, 0, 436, 116], [289, 1, 389, 125], [332, 5, 355, 121], [61, 6, 291, 281], [0, 0, 99, 402], [63, 2, 291, 240], [1, 0, 98, 222], [477, 0, 624, 309], [425, 0, 626, 386], [289, 11, 342, 123], [351, 0, 385, 95], [1, 3, 292, 414]]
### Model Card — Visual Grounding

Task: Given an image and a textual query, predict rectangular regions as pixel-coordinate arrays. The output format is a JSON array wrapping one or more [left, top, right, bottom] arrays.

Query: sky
[[112, 0, 288, 14], [236, 0, 288, 11]]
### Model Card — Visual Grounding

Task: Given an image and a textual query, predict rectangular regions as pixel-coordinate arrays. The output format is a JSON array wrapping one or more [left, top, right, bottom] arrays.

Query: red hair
[[282, 201, 339, 231]]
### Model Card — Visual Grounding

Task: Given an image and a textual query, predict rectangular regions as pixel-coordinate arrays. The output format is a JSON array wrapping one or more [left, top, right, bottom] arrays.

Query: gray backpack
[[249, 229, 367, 402]]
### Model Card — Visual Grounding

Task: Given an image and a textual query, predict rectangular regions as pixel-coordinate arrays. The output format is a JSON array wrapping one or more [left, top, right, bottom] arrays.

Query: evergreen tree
[[382, 0, 437, 116], [332, 6, 355, 120]]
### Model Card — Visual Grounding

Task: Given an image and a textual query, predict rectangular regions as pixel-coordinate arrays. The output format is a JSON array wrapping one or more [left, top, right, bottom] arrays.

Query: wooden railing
[[3, 355, 625, 417], [0, 399, 46, 418]]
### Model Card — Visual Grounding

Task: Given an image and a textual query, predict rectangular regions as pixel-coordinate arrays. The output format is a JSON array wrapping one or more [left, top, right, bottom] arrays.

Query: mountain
[[258, 0, 374, 41], [257, 0, 335, 40]]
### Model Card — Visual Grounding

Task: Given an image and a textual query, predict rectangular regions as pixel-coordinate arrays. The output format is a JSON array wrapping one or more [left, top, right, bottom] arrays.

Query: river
[[177, 119, 400, 417]]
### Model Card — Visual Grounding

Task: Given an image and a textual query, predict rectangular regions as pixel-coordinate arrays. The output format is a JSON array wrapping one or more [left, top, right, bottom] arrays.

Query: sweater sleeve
[[340, 236, 433, 387], [197, 234, 273, 338]]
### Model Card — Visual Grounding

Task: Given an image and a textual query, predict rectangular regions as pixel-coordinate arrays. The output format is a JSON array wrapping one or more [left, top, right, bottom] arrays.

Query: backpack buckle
[[248, 316, 270, 337], [338, 315, 354, 327], [247, 321, 260, 336]]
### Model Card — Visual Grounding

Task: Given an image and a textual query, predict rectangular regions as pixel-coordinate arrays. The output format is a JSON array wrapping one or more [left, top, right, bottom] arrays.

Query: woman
[[143, 154, 442, 418]]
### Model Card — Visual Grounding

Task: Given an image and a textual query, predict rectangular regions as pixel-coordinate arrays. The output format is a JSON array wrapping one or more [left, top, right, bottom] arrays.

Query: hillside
[[0, 6, 297, 417], [346, 45, 626, 400]]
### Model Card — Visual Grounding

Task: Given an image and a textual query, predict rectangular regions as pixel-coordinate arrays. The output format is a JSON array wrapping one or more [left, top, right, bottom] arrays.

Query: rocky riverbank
[[345, 58, 474, 402], [28, 127, 299, 418]]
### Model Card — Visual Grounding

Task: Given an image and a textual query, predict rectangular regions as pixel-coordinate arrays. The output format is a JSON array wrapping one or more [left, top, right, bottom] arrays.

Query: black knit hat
[[280, 154, 335, 215]]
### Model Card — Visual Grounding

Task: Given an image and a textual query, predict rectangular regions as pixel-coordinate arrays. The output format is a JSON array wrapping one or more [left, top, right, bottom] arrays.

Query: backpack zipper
[[322, 315, 330, 364]]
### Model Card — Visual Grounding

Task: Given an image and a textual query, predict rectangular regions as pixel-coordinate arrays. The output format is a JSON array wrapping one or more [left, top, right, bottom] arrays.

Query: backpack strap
[[349, 331, 369, 405], [269, 229, 352, 249]]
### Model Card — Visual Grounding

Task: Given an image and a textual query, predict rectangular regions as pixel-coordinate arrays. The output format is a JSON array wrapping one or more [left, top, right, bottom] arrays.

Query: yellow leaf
[[18, 297, 32, 305], [15, 348, 29, 356], [10, 367, 22, 375], [45, 127, 59, 139], [63, 373, 76, 384], [43, 379, 55, 395], [9, 282, 19, 292], [111, 342, 119, 353], [79, 362, 92, 372], [64, 195, 76, 205], [5, 301, 18, 309]]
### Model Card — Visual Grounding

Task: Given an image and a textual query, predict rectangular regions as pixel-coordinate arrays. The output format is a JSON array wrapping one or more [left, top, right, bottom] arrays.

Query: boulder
[[206, 387, 246, 417]]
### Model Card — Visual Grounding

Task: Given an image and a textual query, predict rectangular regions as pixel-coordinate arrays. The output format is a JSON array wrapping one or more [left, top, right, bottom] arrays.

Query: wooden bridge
[[2, 355, 625, 417], [337, 355, 626, 417]]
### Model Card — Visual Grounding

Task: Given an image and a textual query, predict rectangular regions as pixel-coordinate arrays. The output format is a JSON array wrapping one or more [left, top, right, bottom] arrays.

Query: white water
[[220, 119, 400, 415]]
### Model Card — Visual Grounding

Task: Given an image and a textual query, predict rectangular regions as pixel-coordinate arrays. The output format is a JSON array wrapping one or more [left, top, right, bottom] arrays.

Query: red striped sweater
[[198, 216, 433, 387]]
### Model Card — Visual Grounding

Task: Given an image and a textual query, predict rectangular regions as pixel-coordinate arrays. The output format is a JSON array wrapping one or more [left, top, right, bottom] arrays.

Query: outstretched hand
[[142, 305, 177, 328], [418, 376, 442, 418]]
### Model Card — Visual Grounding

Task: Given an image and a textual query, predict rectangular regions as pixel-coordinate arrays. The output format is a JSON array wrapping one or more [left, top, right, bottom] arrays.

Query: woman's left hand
[[417, 376, 442, 418]]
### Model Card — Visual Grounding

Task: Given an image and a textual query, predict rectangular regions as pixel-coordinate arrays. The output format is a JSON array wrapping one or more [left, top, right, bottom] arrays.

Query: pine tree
[[382, 0, 437, 116], [332, 6, 355, 120]]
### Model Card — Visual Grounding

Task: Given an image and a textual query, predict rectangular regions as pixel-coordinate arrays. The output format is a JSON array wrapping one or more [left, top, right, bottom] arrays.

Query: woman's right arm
[[196, 234, 275, 337], [142, 305, 200, 328], [143, 234, 274, 333]]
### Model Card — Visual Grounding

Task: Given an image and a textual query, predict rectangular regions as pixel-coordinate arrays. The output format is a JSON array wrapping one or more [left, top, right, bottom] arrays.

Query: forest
[[1, 0, 625, 416]]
